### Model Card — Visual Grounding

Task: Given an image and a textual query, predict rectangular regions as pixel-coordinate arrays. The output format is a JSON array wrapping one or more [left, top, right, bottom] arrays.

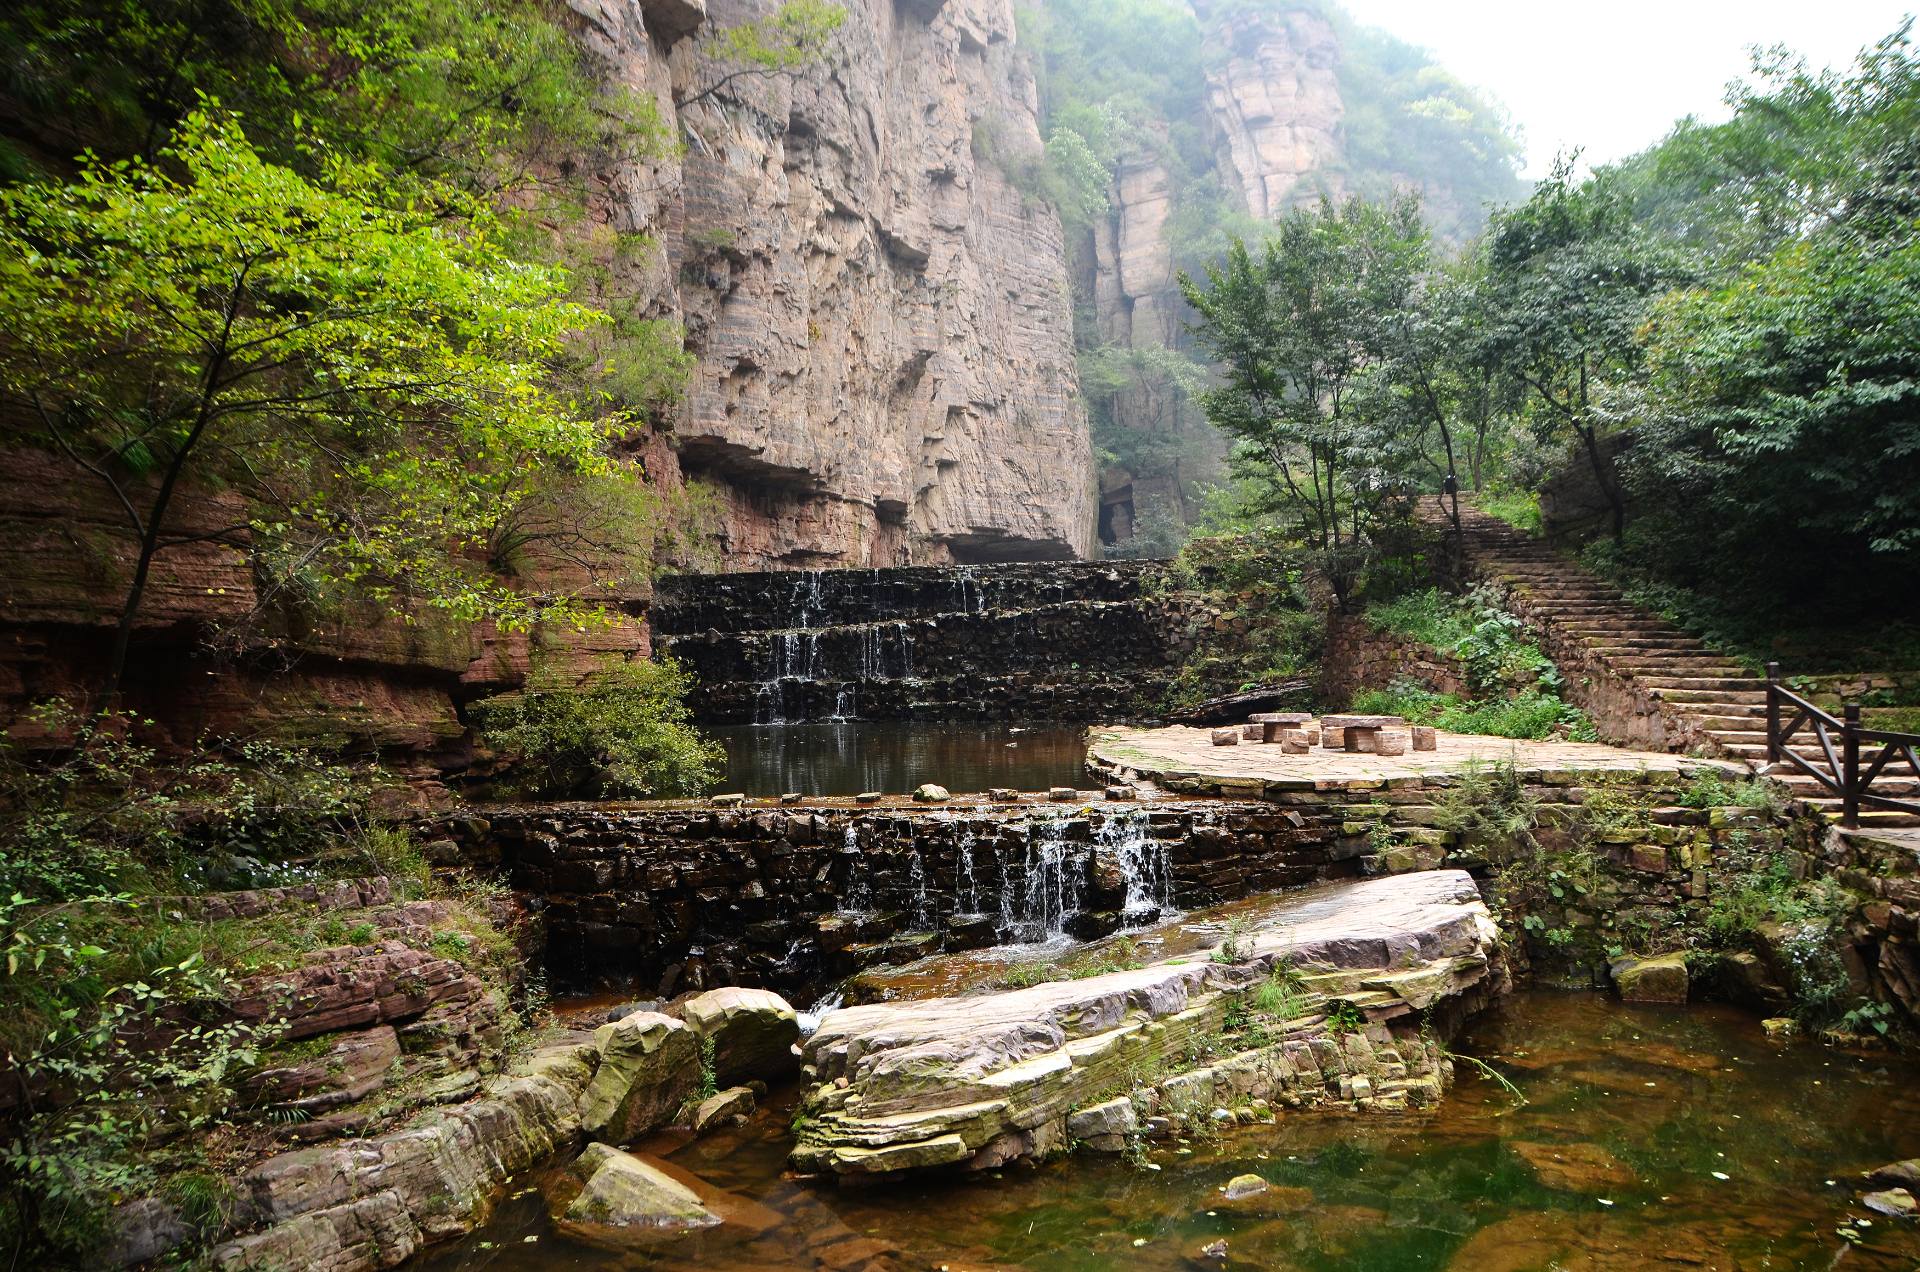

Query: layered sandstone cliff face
[[1093, 3, 1346, 539], [583, 0, 1096, 569]]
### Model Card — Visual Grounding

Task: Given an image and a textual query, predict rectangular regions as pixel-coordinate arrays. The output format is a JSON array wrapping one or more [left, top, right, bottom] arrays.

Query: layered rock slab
[[792, 870, 1503, 1177]]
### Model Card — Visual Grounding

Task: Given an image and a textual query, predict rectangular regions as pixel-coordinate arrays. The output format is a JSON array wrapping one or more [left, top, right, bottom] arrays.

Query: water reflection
[[710, 722, 1089, 796], [420, 993, 1920, 1272]]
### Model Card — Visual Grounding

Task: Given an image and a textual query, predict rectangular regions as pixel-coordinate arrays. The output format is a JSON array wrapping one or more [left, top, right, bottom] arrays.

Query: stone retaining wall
[[433, 766, 1850, 1013], [653, 561, 1189, 724], [1317, 612, 1471, 707], [431, 800, 1378, 999], [1485, 582, 1711, 753]]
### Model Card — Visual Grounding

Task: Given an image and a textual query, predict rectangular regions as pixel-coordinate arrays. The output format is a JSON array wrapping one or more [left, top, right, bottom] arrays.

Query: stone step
[[1690, 713, 1767, 731], [1588, 643, 1719, 658], [1649, 688, 1769, 705], [1607, 654, 1750, 669], [1639, 676, 1769, 691], [1581, 635, 1706, 647]]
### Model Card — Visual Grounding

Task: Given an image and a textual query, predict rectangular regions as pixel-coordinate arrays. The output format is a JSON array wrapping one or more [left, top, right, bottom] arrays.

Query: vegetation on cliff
[[473, 658, 721, 800], [0, 707, 532, 1264], [1174, 22, 1920, 662], [0, 4, 774, 1258]]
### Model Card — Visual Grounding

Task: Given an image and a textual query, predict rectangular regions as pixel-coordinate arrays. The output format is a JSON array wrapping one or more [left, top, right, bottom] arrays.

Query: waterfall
[[1099, 809, 1178, 920], [994, 839, 1016, 932], [906, 844, 932, 929], [956, 832, 980, 915], [1011, 818, 1083, 942], [839, 826, 872, 914], [797, 989, 843, 1038], [894, 621, 914, 678]]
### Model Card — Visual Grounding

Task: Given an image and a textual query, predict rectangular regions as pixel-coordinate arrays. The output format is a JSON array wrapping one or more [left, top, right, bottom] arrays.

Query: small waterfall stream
[[1104, 809, 1178, 920], [829, 810, 1178, 944]]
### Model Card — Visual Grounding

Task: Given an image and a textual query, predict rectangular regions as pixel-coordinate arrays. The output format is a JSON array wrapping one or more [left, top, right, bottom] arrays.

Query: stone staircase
[[1424, 500, 1920, 828]]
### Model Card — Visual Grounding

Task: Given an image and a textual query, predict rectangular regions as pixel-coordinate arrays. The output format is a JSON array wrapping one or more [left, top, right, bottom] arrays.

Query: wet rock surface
[[553, 1143, 720, 1234], [414, 993, 1920, 1272], [681, 987, 800, 1086], [791, 870, 1503, 1177]]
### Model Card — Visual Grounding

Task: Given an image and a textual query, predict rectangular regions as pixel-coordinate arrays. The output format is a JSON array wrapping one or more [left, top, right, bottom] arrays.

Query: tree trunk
[[1577, 424, 1626, 543]]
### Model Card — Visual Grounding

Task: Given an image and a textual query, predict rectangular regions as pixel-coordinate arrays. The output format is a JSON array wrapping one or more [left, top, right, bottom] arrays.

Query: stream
[[417, 993, 1920, 1271]]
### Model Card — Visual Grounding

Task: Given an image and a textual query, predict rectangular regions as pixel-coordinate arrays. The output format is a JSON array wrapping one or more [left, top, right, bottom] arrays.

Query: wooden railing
[[1767, 661, 1920, 827]]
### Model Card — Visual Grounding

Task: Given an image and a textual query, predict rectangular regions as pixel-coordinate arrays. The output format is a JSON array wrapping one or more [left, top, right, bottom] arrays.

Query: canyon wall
[[587, 0, 1097, 570], [1093, 2, 1348, 540]]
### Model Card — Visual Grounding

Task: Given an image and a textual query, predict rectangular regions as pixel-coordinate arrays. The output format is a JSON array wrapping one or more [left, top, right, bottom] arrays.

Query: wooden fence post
[[1765, 661, 1782, 764], [1843, 703, 1862, 828]]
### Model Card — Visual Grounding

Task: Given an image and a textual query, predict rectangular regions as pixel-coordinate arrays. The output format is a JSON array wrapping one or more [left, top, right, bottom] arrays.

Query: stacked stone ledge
[[788, 870, 1504, 1178]]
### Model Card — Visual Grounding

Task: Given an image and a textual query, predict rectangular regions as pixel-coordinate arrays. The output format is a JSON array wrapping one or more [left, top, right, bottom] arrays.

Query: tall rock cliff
[[1084, 0, 1518, 547], [579, 0, 1096, 569], [1092, 3, 1348, 540]]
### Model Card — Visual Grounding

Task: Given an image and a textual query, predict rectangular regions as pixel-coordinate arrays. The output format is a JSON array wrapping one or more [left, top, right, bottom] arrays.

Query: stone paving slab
[[1091, 724, 1735, 793]]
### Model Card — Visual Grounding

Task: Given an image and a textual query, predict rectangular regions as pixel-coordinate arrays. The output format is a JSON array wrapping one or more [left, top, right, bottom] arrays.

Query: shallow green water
[[417, 993, 1920, 1271]]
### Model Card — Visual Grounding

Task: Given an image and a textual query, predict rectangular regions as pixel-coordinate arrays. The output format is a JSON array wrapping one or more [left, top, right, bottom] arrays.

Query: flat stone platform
[[1091, 724, 1734, 797]]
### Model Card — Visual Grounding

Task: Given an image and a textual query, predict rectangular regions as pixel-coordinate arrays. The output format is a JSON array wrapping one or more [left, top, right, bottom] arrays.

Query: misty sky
[[1338, 0, 1916, 177]]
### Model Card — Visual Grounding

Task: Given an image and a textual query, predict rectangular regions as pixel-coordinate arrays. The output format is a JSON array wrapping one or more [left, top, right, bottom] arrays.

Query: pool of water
[[708, 722, 1089, 796], [416, 993, 1920, 1271]]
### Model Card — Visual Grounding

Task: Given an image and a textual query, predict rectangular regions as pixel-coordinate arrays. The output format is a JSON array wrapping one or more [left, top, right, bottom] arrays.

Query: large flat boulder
[[793, 870, 1503, 1178], [204, 1036, 598, 1271], [681, 987, 800, 1085], [1611, 952, 1689, 1005]]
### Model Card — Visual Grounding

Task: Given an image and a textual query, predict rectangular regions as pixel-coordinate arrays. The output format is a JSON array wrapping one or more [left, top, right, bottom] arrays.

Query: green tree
[[472, 657, 722, 799], [0, 112, 616, 707], [1631, 208, 1920, 594], [1178, 195, 1429, 604], [1620, 22, 1920, 267], [1480, 159, 1688, 541], [0, 0, 665, 187]]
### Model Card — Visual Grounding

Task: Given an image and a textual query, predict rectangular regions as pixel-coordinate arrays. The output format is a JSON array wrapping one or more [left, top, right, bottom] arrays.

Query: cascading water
[[1100, 809, 1179, 920], [838, 826, 873, 914], [956, 832, 981, 915], [797, 990, 843, 1038], [906, 844, 932, 929], [1009, 818, 1083, 942]]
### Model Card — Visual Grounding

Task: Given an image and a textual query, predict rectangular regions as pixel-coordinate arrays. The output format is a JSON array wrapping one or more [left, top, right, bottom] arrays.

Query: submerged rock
[[557, 1143, 720, 1233], [1862, 1188, 1917, 1219], [1610, 952, 1689, 1004], [790, 870, 1503, 1178], [1867, 1158, 1920, 1190], [690, 1086, 756, 1133], [1510, 1141, 1638, 1192]]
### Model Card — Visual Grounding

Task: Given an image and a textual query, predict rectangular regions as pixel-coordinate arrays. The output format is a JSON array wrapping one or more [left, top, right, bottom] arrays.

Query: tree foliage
[[1178, 196, 1430, 602], [0, 112, 619, 701], [472, 657, 722, 799], [678, 1, 848, 113], [1018, 0, 1523, 546]]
